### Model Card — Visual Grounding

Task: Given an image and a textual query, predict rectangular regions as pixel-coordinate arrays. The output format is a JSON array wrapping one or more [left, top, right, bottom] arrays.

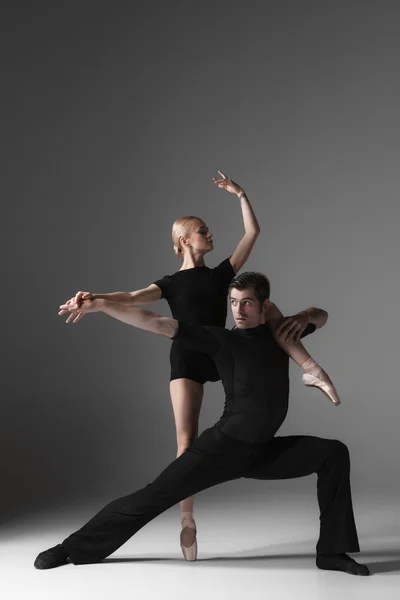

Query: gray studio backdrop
[[3, 1, 400, 517]]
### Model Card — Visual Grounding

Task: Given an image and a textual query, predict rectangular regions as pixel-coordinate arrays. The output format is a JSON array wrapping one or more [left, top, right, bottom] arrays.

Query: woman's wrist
[[237, 189, 247, 198], [93, 297, 106, 312]]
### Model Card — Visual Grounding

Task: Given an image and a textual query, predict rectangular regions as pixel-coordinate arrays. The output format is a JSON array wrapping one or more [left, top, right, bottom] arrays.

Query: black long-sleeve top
[[171, 321, 316, 444]]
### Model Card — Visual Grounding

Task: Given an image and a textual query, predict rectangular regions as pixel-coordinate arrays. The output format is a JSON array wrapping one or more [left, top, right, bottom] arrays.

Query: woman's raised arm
[[213, 170, 260, 274]]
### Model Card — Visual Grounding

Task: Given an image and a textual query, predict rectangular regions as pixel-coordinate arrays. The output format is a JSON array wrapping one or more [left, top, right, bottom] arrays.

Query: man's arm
[[59, 298, 226, 355], [59, 297, 177, 337], [276, 306, 328, 344]]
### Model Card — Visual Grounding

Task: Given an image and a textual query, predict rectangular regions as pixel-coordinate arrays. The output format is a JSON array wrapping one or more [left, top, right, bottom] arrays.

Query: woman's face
[[182, 219, 213, 255]]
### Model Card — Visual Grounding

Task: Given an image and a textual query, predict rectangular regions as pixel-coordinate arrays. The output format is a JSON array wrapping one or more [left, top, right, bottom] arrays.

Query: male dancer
[[35, 272, 369, 575]]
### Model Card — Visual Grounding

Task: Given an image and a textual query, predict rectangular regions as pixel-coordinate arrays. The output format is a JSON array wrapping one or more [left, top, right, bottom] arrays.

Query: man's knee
[[326, 439, 350, 465]]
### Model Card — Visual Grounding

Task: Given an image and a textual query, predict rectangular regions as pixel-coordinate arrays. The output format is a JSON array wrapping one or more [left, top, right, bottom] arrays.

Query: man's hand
[[58, 291, 97, 324], [276, 311, 310, 344], [213, 170, 244, 196]]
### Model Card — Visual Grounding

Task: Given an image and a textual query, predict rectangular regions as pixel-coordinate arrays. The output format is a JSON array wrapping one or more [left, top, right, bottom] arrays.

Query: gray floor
[[2, 486, 399, 600]]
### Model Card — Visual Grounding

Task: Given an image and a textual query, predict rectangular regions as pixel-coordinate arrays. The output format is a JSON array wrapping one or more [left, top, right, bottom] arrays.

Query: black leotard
[[172, 320, 316, 443], [153, 258, 235, 383]]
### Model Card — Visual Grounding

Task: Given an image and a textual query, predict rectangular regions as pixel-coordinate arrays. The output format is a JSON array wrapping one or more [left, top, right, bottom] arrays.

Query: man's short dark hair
[[228, 272, 271, 305]]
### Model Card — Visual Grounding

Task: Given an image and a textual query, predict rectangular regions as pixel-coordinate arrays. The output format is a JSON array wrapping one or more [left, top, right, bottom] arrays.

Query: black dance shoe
[[316, 553, 370, 576], [34, 544, 69, 569]]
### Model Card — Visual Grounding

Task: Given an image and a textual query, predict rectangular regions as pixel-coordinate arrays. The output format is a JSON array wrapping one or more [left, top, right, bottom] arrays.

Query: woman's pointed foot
[[302, 372, 341, 406], [180, 516, 198, 561]]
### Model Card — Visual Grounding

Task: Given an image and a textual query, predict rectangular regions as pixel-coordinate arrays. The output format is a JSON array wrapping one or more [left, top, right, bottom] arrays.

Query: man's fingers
[[218, 170, 228, 179], [276, 318, 294, 336], [276, 319, 289, 336], [281, 322, 299, 342], [286, 326, 304, 344], [285, 330, 300, 344]]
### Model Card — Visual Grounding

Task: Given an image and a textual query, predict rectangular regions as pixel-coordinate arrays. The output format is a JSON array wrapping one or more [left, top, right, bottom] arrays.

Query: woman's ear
[[179, 235, 189, 249]]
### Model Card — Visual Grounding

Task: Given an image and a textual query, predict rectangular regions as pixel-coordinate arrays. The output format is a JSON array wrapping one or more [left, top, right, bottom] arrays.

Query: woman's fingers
[[65, 312, 77, 324], [60, 302, 76, 311], [74, 291, 89, 306], [214, 180, 231, 189], [218, 170, 228, 179], [58, 294, 90, 321]]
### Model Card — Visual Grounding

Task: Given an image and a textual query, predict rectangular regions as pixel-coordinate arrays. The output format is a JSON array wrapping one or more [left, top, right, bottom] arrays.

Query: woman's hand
[[213, 170, 244, 196], [58, 291, 95, 323]]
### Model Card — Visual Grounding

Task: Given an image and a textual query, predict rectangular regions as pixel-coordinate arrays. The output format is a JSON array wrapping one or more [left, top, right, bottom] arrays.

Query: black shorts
[[169, 340, 220, 384]]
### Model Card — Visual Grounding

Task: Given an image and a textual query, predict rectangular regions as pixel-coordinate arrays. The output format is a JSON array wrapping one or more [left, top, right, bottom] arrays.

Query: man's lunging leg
[[34, 427, 246, 568], [243, 435, 369, 576]]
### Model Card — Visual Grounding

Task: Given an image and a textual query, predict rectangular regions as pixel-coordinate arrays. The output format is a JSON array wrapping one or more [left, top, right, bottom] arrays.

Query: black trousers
[[62, 427, 360, 564]]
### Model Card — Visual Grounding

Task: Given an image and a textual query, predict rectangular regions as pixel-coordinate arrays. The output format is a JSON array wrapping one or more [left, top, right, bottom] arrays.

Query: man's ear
[[263, 299, 271, 313]]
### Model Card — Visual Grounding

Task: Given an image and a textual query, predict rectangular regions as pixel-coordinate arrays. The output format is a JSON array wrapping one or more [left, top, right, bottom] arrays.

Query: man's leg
[[243, 435, 369, 575], [34, 427, 249, 568]]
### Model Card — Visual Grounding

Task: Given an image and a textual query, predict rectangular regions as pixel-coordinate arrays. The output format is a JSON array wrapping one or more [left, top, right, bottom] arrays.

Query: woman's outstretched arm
[[59, 299, 225, 357], [58, 284, 162, 324], [213, 170, 260, 274]]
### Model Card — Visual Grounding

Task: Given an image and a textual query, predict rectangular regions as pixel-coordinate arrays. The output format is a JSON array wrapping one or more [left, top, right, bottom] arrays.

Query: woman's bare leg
[[267, 308, 341, 406], [170, 378, 204, 555]]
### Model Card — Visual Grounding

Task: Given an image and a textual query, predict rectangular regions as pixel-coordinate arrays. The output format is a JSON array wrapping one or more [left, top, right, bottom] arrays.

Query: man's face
[[229, 287, 270, 329]]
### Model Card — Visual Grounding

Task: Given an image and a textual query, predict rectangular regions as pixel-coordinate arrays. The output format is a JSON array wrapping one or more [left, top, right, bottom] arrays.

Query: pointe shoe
[[302, 373, 341, 406], [180, 517, 198, 561]]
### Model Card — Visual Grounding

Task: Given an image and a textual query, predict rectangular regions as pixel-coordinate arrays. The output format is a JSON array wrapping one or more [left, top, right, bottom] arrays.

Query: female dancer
[[59, 171, 340, 561]]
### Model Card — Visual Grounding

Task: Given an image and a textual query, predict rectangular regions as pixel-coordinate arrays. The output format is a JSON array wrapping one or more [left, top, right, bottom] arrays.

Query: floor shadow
[[103, 547, 400, 573], [102, 554, 314, 570], [103, 557, 180, 564], [366, 560, 400, 575]]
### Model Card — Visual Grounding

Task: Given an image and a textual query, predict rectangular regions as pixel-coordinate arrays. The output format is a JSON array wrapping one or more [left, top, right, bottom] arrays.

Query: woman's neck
[[180, 252, 206, 270]]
